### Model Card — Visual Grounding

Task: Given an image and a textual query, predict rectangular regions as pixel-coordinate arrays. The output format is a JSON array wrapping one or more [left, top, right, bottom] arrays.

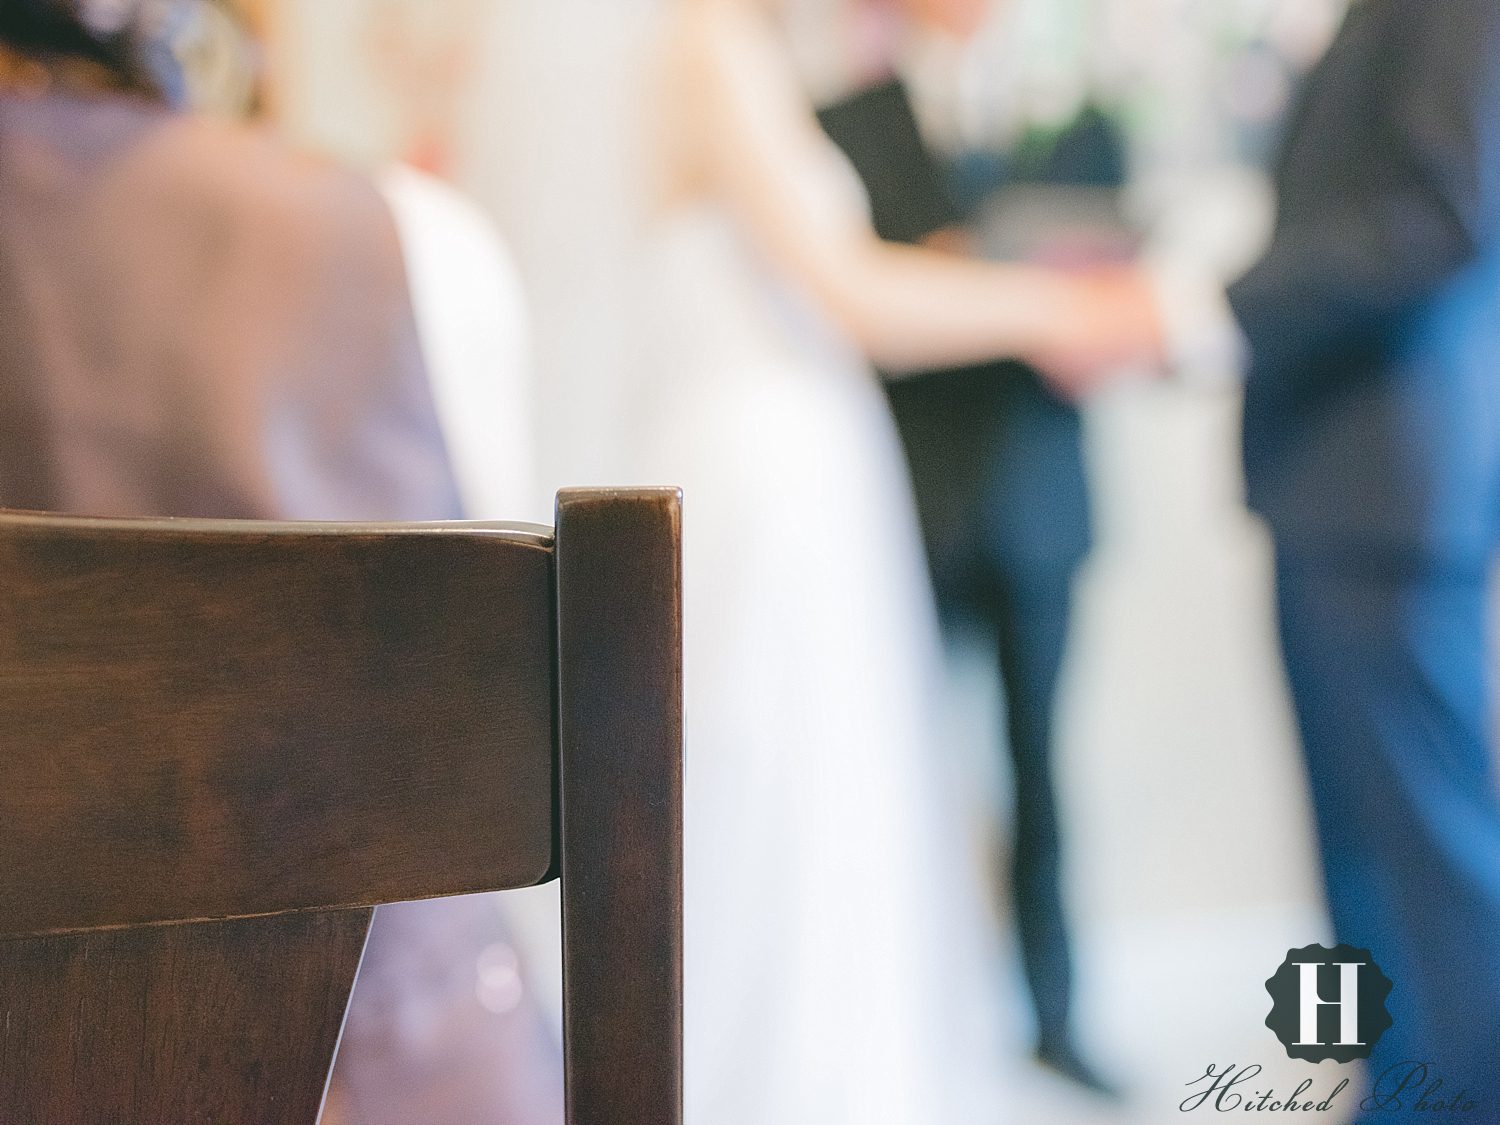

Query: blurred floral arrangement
[[910, 0, 1348, 175]]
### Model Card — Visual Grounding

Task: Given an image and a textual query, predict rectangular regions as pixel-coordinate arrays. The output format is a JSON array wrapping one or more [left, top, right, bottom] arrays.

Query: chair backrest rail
[[0, 488, 684, 1125]]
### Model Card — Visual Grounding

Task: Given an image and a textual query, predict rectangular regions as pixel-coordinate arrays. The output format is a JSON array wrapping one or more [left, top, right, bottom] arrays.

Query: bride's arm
[[676, 1, 1157, 378]]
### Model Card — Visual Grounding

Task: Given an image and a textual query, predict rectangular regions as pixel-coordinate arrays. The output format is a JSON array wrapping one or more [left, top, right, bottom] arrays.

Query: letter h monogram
[[1298, 962, 1363, 1046]]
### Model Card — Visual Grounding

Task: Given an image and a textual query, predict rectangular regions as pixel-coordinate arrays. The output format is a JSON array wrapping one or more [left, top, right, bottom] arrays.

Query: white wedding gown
[[631, 144, 1000, 1125], [380, 147, 1001, 1125]]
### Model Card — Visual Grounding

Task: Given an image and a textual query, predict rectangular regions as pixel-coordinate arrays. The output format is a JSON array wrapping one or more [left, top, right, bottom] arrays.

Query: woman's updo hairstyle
[[0, 0, 189, 99]]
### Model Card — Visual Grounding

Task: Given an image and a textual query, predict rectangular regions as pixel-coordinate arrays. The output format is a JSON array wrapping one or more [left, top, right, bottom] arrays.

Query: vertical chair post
[[555, 488, 684, 1125]]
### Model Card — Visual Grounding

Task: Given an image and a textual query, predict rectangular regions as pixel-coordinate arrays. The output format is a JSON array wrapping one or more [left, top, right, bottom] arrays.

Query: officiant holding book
[[817, 58, 1118, 1100]]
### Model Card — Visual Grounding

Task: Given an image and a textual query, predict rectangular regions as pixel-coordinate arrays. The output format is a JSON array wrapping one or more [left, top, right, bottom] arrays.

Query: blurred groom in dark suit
[[1222, 0, 1500, 1111], [818, 80, 1114, 1096]]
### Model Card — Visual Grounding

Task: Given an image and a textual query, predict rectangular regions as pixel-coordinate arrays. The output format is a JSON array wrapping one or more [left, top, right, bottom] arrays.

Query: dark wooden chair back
[[0, 488, 682, 1125]]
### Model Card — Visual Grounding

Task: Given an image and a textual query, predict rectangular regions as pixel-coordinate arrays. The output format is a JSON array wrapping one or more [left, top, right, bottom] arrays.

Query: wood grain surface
[[0, 909, 373, 1124], [0, 513, 557, 938], [556, 488, 685, 1125], [0, 494, 684, 1124]]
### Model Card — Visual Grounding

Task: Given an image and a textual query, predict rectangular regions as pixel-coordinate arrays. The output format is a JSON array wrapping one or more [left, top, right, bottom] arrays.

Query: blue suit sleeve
[[1228, 0, 1500, 389]]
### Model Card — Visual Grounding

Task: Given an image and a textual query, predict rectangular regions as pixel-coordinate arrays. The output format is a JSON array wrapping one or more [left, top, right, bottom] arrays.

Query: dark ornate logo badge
[[1265, 943, 1393, 1063]]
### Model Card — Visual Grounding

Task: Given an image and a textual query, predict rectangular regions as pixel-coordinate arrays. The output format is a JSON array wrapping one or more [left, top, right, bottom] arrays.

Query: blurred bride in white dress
[[629, 1, 1161, 1122]]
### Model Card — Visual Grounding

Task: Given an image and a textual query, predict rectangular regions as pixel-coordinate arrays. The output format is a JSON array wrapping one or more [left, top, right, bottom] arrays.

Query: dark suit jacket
[[1231, 0, 1500, 568], [817, 80, 1092, 602]]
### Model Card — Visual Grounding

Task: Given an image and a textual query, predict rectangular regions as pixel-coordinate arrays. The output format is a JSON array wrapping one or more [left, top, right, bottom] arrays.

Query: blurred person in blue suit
[[817, 75, 1122, 1097], [1163, 0, 1500, 1111]]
